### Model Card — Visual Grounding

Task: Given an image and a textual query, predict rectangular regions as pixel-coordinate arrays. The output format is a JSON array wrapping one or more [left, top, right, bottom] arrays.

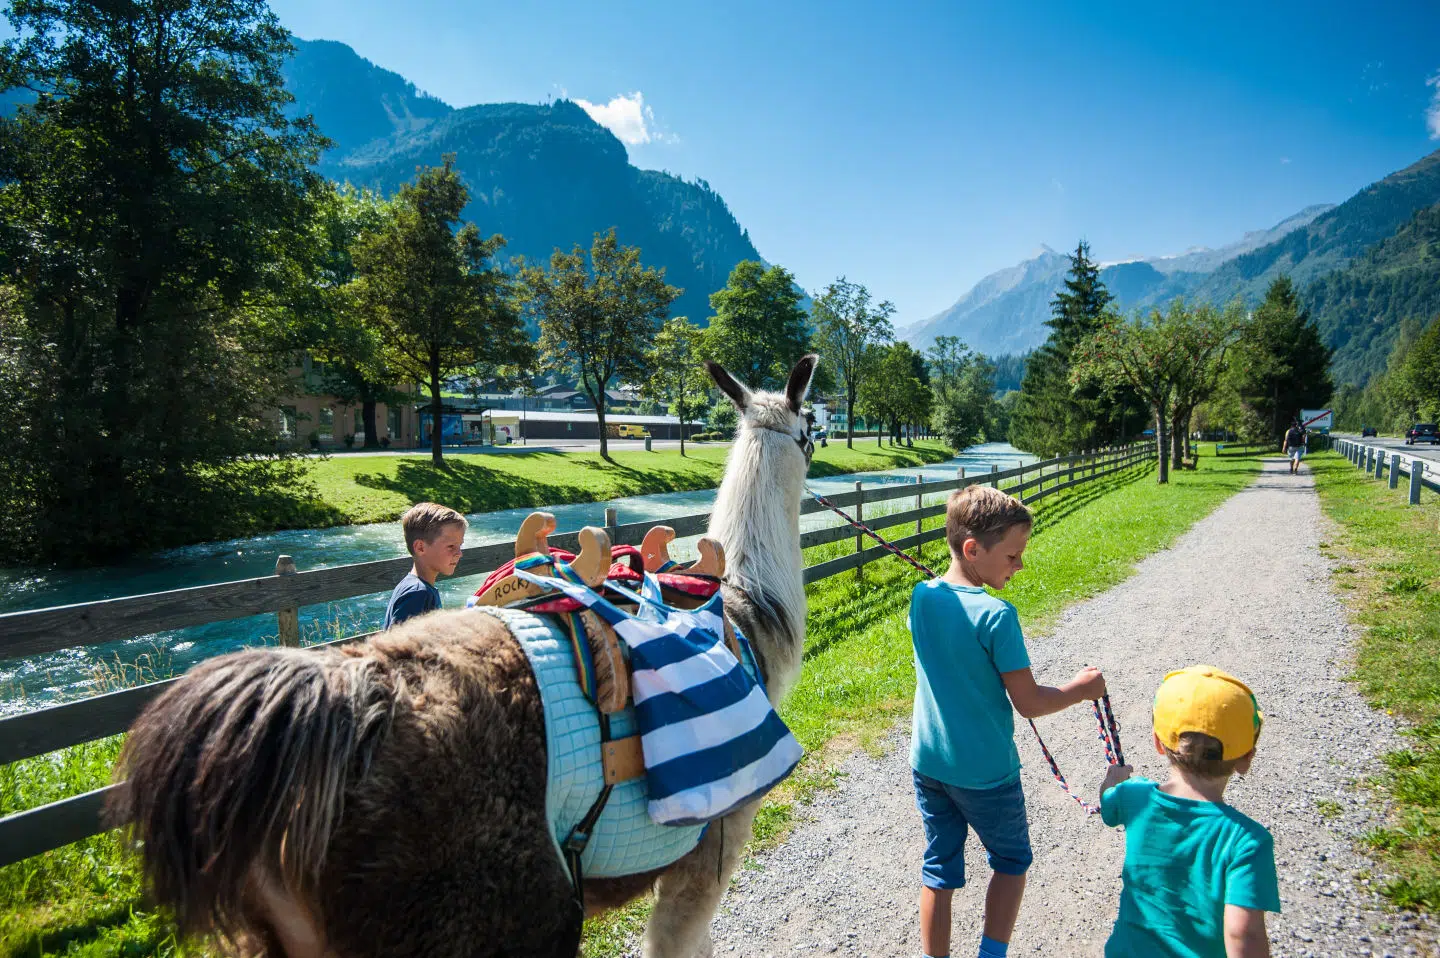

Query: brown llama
[[109, 355, 819, 957]]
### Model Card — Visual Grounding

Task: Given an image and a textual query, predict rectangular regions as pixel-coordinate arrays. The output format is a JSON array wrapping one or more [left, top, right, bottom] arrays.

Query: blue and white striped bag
[[512, 566, 803, 826]]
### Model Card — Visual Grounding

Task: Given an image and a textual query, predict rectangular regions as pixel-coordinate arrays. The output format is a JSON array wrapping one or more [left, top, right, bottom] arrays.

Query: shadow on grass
[[351, 455, 720, 515], [3, 901, 141, 957], [1028, 467, 1151, 536]]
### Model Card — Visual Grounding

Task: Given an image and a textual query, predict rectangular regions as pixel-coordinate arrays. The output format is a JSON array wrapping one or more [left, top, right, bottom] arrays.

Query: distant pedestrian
[[383, 502, 467, 629], [1282, 420, 1307, 475]]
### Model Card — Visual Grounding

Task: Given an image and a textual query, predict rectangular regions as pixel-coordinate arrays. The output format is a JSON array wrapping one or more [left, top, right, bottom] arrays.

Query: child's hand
[[1101, 763, 1133, 795], [1071, 665, 1107, 700]]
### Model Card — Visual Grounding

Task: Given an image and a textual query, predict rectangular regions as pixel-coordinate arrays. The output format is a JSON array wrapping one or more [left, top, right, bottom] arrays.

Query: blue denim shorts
[[913, 770, 1033, 889]]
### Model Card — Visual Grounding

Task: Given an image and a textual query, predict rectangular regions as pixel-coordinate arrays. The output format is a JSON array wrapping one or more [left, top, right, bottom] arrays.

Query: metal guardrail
[[0, 443, 1150, 867], [1323, 435, 1438, 504]]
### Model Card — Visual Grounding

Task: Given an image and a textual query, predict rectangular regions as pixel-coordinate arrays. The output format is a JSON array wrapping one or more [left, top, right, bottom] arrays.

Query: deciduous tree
[[703, 261, 811, 391], [519, 228, 680, 459], [643, 317, 709, 455], [812, 277, 894, 448], [350, 156, 530, 467], [0, 0, 325, 562]]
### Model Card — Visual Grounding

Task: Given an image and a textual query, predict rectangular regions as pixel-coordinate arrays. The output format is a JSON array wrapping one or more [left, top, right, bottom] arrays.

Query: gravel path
[[689, 459, 1436, 957]]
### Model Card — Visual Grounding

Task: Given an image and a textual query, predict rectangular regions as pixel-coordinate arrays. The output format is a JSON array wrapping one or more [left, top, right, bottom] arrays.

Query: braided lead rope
[[806, 484, 1126, 814], [1027, 717, 1100, 815], [805, 487, 939, 579], [1100, 694, 1125, 767]]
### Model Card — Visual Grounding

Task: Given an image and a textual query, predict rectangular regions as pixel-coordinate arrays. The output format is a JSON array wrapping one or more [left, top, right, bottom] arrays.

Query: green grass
[[1, 448, 1265, 957], [1309, 450, 1440, 911], [301, 439, 956, 526]]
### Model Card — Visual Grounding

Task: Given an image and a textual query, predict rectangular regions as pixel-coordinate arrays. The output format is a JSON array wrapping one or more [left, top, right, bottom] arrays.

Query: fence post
[[854, 482, 865, 580], [990, 464, 998, 489], [958, 466, 966, 483], [1068, 455, 1075, 484], [1409, 460, 1424, 506], [1374, 450, 1385, 480], [1390, 454, 1402, 490], [915, 475, 923, 540], [275, 555, 300, 648], [604, 507, 618, 543]]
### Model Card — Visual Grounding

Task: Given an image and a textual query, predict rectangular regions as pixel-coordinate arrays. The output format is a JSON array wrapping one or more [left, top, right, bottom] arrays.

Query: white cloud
[[1427, 73, 1440, 140], [1280, 156, 1291, 165], [574, 91, 677, 146]]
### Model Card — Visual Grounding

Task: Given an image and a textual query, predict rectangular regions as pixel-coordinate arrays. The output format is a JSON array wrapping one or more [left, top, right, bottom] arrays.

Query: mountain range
[[282, 39, 761, 324], [903, 149, 1440, 385]]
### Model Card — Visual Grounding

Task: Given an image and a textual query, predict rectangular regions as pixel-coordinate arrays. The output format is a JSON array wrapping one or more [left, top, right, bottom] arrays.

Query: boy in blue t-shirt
[[383, 502, 467, 630], [1099, 665, 1280, 958], [910, 485, 1107, 958]]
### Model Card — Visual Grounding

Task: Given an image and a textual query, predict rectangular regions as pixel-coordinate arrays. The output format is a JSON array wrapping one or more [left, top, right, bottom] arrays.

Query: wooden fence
[[0, 443, 1150, 867], [1324, 435, 1438, 504]]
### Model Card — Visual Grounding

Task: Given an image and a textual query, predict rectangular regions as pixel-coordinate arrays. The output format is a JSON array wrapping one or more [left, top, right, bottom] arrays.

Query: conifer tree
[[1010, 241, 1140, 455]]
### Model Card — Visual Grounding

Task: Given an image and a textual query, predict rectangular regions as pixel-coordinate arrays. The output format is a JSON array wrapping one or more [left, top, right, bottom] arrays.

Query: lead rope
[[806, 484, 1125, 814]]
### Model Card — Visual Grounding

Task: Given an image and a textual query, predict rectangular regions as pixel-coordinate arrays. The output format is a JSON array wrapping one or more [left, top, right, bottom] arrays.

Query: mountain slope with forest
[[1306, 202, 1440, 385], [905, 149, 1440, 365], [903, 206, 1332, 356], [283, 38, 761, 323]]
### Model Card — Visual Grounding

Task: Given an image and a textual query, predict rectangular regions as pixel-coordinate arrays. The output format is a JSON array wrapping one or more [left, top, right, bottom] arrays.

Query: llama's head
[[705, 355, 819, 467]]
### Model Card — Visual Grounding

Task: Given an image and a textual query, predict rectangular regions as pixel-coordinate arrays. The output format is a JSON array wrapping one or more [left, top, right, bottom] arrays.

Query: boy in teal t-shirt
[[1100, 665, 1280, 958], [910, 485, 1107, 958]]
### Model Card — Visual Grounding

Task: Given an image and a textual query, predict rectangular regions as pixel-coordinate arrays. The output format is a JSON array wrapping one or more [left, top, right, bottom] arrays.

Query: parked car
[[1361, 425, 1378, 438], [1405, 423, 1440, 445], [614, 423, 651, 439]]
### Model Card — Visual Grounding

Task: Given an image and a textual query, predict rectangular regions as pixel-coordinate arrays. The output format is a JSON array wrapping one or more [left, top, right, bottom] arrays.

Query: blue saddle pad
[[470, 605, 704, 877]]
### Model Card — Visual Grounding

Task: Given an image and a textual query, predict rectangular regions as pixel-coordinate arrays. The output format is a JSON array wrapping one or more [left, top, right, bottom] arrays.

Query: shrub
[[708, 401, 738, 440]]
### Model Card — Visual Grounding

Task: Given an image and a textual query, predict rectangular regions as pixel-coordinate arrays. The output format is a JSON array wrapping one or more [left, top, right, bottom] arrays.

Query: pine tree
[[1229, 276, 1334, 438], [1010, 241, 1140, 455]]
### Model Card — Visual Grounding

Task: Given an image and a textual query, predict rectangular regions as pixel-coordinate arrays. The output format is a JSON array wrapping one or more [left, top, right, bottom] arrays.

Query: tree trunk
[[596, 394, 609, 459], [429, 359, 444, 468], [362, 398, 380, 449], [679, 412, 686, 457], [846, 392, 854, 448], [1155, 410, 1170, 484], [1171, 411, 1185, 472], [1183, 412, 1194, 463]]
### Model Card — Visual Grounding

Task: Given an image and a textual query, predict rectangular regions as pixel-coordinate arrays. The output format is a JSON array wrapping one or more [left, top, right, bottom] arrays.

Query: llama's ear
[[785, 354, 819, 413], [705, 360, 751, 410]]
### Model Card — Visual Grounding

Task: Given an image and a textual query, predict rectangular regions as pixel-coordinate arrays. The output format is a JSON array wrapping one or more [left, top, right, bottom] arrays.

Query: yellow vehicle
[[615, 423, 651, 439]]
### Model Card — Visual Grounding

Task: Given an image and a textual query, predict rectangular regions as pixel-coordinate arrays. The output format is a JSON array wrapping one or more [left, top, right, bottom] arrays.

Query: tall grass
[[1, 452, 1263, 957], [1309, 450, 1440, 911]]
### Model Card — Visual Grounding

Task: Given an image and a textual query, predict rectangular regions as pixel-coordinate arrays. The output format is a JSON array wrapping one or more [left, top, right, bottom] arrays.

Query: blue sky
[[272, 1, 1440, 325]]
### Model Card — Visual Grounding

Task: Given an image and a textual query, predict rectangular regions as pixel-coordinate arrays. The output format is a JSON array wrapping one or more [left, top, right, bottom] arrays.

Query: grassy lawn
[[302, 439, 956, 526], [0, 449, 1264, 957], [1309, 450, 1440, 911]]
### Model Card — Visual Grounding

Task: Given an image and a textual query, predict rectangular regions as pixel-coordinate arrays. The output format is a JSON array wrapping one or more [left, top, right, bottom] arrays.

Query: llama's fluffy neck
[[708, 421, 807, 654]]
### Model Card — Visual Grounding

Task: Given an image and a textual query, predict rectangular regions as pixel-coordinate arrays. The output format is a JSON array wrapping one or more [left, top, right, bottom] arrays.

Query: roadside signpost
[[1300, 409, 1333, 433]]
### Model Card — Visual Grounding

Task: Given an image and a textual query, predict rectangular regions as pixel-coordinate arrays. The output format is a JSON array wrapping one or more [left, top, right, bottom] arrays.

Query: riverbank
[[302, 439, 956, 526]]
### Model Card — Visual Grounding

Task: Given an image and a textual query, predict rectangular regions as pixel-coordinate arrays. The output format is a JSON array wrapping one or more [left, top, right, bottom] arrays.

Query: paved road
[[1331, 433, 1440, 465]]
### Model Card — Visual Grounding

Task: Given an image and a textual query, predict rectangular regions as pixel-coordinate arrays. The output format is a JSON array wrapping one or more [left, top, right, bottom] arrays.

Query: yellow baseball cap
[[1153, 665, 1263, 761]]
